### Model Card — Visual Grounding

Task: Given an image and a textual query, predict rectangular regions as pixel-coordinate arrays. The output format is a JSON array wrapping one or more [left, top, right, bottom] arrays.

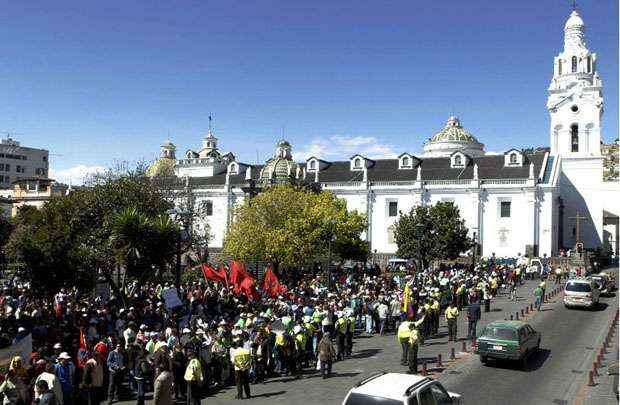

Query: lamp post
[[325, 219, 337, 290], [414, 222, 425, 271], [168, 207, 191, 291]]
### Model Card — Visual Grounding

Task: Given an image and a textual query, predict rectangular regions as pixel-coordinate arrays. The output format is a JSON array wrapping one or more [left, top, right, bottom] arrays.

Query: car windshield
[[566, 282, 591, 292], [482, 326, 517, 340], [344, 393, 403, 405]]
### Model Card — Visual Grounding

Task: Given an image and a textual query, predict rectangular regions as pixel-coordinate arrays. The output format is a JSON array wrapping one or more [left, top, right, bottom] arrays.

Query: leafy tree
[[5, 165, 181, 297], [222, 184, 367, 270], [394, 202, 472, 268]]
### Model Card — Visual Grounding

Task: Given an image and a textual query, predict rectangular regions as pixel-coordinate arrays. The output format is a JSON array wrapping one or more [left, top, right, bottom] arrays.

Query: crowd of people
[[0, 254, 572, 405]]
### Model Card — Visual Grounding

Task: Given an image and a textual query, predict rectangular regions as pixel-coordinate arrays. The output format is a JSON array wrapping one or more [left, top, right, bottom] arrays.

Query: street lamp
[[325, 219, 337, 290], [168, 207, 191, 290], [414, 222, 425, 271]]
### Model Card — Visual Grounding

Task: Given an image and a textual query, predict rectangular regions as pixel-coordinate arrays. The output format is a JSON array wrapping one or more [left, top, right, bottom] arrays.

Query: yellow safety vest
[[348, 317, 356, 333], [184, 358, 203, 382], [295, 333, 306, 349], [397, 321, 412, 340], [445, 307, 458, 320], [233, 348, 251, 371], [336, 318, 347, 334]]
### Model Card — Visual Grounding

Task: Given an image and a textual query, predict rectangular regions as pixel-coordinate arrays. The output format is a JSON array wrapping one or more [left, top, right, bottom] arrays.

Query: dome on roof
[[259, 139, 299, 184], [423, 116, 485, 158], [564, 10, 584, 29]]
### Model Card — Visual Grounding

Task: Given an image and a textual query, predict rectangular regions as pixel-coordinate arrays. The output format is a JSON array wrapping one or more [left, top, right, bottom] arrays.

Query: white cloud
[[49, 164, 106, 185], [294, 135, 398, 161]]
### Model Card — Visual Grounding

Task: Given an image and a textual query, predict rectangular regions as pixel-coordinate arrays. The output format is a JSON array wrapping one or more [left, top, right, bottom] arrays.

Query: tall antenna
[[208, 114, 213, 133], [572, 0, 577, 11]]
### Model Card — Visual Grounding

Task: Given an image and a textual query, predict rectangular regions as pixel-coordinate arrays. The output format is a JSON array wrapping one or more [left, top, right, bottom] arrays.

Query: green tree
[[222, 184, 367, 270], [5, 165, 181, 296], [394, 202, 472, 268]]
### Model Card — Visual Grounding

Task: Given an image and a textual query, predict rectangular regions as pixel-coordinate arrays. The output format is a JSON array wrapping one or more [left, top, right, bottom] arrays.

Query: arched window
[[203, 200, 213, 216], [571, 56, 578, 73], [354, 158, 362, 169], [229, 164, 237, 174], [309, 160, 316, 170], [571, 125, 579, 152], [587, 56, 592, 73], [402, 156, 410, 167], [558, 59, 562, 75], [509, 153, 517, 164], [454, 155, 462, 166]]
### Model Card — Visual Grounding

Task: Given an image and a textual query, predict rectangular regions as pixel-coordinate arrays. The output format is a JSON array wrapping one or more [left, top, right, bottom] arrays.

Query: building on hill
[[148, 9, 619, 261]]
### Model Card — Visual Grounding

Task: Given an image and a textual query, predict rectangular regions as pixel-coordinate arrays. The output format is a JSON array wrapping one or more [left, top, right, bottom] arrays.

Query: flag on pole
[[201, 263, 227, 284], [240, 277, 261, 301], [230, 261, 250, 293], [262, 266, 286, 298]]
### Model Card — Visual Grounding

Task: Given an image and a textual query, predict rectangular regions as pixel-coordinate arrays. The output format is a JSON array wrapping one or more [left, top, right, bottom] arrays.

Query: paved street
[[120, 274, 570, 405], [438, 268, 619, 405]]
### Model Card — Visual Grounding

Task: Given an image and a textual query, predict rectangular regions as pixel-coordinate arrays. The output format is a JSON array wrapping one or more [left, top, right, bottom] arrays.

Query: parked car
[[475, 320, 541, 369], [564, 278, 600, 309], [342, 372, 462, 405]]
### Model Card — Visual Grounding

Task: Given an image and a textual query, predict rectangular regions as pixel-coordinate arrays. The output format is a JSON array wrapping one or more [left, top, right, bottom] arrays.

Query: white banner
[[162, 287, 183, 309]]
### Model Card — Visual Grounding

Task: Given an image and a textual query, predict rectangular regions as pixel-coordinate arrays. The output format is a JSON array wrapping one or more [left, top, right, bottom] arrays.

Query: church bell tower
[[547, 9, 603, 156]]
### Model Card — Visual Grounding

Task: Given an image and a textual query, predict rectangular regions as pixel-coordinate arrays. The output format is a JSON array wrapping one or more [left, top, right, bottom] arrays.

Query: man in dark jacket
[[466, 300, 481, 339]]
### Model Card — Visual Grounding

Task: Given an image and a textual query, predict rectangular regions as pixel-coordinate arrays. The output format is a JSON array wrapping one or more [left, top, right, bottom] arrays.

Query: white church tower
[[548, 9, 605, 251], [548, 9, 603, 156]]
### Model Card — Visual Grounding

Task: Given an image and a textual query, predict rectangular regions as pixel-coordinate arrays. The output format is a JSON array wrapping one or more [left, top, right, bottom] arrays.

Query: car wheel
[[480, 355, 487, 365]]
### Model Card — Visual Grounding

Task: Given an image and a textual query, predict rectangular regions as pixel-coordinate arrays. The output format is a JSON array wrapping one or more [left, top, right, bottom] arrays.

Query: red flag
[[240, 277, 261, 301], [230, 261, 250, 292], [79, 329, 87, 350], [201, 263, 227, 284], [262, 266, 282, 298]]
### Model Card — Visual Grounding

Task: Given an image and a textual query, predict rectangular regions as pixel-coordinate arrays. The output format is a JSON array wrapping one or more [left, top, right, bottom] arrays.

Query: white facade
[[154, 10, 619, 260]]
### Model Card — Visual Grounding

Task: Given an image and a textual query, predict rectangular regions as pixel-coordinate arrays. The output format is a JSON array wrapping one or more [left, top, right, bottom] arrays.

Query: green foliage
[[222, 184, 367, 269], [394, 202, 472, 268], [5, 167, 179, 295]]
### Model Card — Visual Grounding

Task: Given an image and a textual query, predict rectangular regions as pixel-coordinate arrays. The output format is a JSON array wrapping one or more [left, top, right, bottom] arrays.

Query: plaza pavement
[[119, 275, 550, 404]]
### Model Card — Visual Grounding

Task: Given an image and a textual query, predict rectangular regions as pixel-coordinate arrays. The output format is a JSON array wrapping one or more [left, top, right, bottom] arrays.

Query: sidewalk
[[581, 312, 619, 405]]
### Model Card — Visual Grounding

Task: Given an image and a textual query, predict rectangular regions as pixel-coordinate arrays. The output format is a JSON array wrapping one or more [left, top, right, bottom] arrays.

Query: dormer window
[[229, 163, 237, 175], [350, 154, 372, 171], [402, 157, 409, 167], [308, 160, 316, 171], [504, 149, 523, 167], [450, 152, 468, 168]]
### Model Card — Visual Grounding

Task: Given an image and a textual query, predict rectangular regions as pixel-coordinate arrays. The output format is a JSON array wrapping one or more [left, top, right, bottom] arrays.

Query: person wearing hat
[[55, 352, 76, 405], [183, 349, 203, 405], [230, 338, 252, 399]]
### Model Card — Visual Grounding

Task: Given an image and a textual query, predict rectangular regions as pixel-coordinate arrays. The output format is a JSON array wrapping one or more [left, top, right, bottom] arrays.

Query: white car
[[342, 372, 463, 405], [564, 278, 600, 309]]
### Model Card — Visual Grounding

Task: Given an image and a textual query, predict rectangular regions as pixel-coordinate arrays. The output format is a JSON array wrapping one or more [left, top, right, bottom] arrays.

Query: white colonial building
[[149, 10, 619, 261]]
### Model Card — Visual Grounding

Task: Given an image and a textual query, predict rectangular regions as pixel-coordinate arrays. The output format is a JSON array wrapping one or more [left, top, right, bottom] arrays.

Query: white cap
[[53, 343, 62, 349], [58, 352, 71, 360], [182, 328, 191, 334]]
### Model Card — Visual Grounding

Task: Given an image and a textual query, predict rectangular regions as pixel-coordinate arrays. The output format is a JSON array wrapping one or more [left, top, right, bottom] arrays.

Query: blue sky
[[0, 1, 617, 184]]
